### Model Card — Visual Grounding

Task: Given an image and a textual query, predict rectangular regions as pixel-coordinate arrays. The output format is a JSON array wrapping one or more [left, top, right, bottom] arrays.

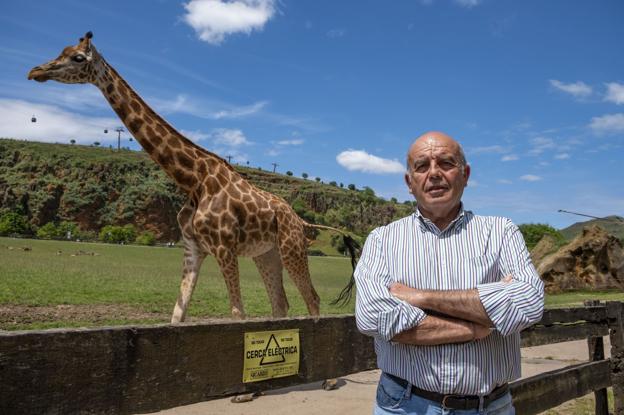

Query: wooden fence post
[[585, 300, 608, 415], [607, 301, 624, 415]]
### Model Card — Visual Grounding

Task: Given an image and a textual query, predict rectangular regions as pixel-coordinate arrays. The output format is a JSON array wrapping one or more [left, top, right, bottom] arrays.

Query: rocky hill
[[536, 225, 624, 293], [0, 138, 413, 241], [560, 216, 624, 242]]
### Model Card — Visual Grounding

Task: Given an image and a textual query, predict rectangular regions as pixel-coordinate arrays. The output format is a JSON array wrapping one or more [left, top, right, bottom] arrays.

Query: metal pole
[[115, 127, 125, 151], [558, 209, 624, 222]]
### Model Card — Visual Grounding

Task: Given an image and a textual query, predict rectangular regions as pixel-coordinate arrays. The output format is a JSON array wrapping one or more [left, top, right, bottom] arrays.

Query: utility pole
[[115, 127, 125, 151], [271, 163, 278, 173], [226, 155, 232, 164]]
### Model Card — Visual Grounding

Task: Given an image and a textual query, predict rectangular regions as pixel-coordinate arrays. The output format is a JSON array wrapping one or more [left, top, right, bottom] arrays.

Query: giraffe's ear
[[80, 31, 93, 53]]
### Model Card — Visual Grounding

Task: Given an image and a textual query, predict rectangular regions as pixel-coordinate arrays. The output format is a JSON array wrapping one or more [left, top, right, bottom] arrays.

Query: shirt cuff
[[476, 281, 510, 333], [377, 300, 427, 342]]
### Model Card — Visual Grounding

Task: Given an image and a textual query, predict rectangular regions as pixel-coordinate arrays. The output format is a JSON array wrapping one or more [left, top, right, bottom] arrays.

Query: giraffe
[[28, 32, 357, 323]]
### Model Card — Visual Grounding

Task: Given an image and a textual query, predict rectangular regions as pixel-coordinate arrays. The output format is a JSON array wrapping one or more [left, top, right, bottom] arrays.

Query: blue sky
[[1, 0, 623, 229]]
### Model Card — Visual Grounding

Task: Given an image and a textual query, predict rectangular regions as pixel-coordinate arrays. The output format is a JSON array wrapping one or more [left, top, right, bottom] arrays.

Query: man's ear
[[464, 164, 471, 184], [404, 173, 413, 194]]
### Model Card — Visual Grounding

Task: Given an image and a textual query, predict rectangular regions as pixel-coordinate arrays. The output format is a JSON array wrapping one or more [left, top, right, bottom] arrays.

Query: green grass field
[[0, 237, 354, 330], [1, 236, 623, 331]]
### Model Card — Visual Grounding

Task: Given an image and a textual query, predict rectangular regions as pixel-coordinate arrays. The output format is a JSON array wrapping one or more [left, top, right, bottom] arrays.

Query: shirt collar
[[413, 202, 467, 234]]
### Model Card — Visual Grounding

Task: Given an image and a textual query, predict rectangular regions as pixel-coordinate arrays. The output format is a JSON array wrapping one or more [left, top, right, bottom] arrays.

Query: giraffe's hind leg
[[253, 247, 289, 318], [275, 212, 320, 316]]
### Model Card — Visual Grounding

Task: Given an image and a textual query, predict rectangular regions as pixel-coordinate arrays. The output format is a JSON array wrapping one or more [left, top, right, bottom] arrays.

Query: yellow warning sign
[[243, 329, 300, 383]]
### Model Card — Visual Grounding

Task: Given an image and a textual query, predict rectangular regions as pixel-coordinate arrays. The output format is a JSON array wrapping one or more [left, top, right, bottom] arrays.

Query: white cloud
[[589, 113, 624, 135], [276, 138, 304, 145], [520, 174, 542, 182], [470, 145, 508, 155], [183, 0, 276, 45], [455, 0, 481, 7], [549, 79, 592, 98], [213, 101, 268, 119], [529, 136, 556, 155], [154, 94, 267, 120], [0, 98, 118, 145], [497, 179, 513, 184], [554, 153, 570, 160], [326, 29, 346, 38], [180, 129, 211, 142], [211, 128, 250, 146], [605, 82, 624, 105], [336, 150, 404, 174], [501, 154, 518, 162]]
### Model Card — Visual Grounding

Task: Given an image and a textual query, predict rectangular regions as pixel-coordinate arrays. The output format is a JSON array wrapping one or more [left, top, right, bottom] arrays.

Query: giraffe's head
[[28, 32, 100, 84]]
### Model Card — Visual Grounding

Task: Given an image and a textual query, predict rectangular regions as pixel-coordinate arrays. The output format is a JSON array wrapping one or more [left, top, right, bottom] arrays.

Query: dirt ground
[[146, 337, 612, 415]]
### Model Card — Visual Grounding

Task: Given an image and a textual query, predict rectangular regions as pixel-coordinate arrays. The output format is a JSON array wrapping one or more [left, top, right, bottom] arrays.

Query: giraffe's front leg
[[171, 239, 206, 323], [215, 246, 245, 319], [172, 200, 205, 324]]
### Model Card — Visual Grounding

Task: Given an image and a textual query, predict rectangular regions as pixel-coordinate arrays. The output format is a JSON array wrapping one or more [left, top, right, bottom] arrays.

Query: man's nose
[[428, 161, 442, 177]]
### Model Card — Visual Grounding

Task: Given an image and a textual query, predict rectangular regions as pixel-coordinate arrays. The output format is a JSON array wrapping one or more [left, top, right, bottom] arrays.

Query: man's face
[[404, 135, 470, 216]]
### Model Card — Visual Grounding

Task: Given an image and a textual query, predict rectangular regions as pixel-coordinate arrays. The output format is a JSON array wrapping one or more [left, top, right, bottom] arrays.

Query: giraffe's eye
[[72, 55, 86, 63]]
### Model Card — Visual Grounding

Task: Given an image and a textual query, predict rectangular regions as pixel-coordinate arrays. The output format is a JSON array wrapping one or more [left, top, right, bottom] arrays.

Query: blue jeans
[[374, 373, 515, 415]]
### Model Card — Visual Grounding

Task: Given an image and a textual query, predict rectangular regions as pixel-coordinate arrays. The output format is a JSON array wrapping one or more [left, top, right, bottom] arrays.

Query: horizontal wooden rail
[[0, 304, 620, 414], [0, 316, 375, 414], [539, 305, 608, 326], [510, 360, 612, 414], [521, 321, 609, 347]]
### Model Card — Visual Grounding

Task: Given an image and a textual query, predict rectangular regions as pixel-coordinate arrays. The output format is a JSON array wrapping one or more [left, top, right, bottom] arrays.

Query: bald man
[[354, 132, 544, 414]]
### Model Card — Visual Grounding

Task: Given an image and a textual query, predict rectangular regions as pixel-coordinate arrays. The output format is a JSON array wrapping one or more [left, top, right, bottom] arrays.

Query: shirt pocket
[[454, 253, 500, 288]]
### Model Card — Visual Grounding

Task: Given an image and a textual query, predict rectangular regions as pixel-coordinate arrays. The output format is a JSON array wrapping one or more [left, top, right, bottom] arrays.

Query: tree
[[329, 181, 337, 186], [518, 223, 566, 250], [70, 139, 76, 145], [339, 183, 344, 188], [286, 171, 293, 176], [302, 172, 308, 179], [93, 141, 100, 147], [315, 177, 321, 182], [348, 183, 356, 191]]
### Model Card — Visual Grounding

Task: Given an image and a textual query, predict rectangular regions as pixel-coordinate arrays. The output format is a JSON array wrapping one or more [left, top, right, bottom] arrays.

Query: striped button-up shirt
[[354, 206, 544, 395]]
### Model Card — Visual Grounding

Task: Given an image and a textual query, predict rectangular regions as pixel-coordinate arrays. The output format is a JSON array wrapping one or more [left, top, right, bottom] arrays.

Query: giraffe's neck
[[93, 57, 225, 194]]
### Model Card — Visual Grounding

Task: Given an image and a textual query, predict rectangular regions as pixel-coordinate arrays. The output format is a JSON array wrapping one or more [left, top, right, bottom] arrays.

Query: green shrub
[[518, 223, 566, 250], [36, 222, 58, 239], [0, 212, 31, 236], [37, 221, 84, 240], [99, 224, 137, 244], [135, 231, 156, 246]]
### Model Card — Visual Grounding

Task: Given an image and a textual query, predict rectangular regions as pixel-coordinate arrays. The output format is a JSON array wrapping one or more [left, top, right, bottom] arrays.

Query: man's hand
[[472, 322, 493, 340]]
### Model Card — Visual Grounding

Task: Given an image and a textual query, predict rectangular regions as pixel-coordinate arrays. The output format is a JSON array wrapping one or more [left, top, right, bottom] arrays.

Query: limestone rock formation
[[530, 234, 558, 268], [536, 225, 624, 293]]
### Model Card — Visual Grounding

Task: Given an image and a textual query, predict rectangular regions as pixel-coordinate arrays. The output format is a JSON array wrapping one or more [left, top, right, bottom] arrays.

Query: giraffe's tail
[[303, 223, 360, 307]]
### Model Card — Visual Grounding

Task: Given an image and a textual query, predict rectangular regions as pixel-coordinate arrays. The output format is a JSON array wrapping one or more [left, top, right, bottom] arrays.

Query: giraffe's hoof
[[321, 378, 339, 391]]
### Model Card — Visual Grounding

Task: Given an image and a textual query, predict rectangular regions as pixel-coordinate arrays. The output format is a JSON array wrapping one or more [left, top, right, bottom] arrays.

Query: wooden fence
[[1, 301, 623, 415]]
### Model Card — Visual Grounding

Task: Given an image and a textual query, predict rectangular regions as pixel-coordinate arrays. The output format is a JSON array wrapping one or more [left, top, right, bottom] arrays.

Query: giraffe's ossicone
[[28, 32, 358, 322]]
